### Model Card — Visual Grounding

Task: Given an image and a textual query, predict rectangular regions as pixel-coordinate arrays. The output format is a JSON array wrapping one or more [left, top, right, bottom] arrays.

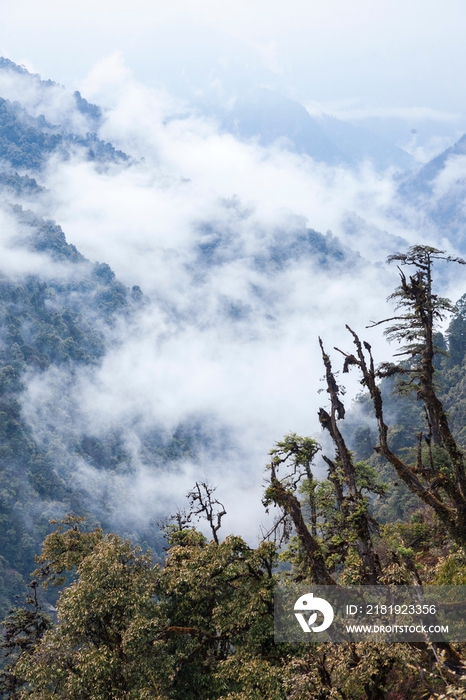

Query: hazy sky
[[2, 0, 466, 118]]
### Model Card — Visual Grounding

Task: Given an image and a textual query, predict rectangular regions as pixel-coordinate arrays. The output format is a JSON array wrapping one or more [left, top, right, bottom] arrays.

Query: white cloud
[[431, 154, 466, 198], [7, 54, 466, 542], [0, 205, 83, 279], [0, 62, 94, 134]]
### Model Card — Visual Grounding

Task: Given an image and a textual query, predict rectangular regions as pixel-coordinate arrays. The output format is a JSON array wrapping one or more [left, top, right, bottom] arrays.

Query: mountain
[[219, 88, 414, 170], [0, 95, 127, 171], [0, 57, 102, 135], [314, 112, 414, 170], [400, 131, 466, 195], [0, 58, 366, 614], [398, 131, 466, 249]]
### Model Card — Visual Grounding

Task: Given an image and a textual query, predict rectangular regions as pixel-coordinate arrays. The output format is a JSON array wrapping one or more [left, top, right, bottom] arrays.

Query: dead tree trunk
[[267, 469, 335, 585], [318, 338, 381, 585], [337, 326, 466, 547]]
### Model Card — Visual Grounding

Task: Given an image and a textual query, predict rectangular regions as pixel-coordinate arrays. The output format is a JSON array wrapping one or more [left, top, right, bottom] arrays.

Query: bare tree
[[318, 338, 381, 584], [187, 481, 226, 544]]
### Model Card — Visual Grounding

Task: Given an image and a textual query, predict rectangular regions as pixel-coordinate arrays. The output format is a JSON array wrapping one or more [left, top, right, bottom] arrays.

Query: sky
[[2, 0, 466, 150], [2, 1, 466, 539]]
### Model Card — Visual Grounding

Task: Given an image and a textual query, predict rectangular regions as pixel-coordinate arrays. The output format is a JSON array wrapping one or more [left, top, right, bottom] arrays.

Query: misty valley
[[1, 56, 466, 698]]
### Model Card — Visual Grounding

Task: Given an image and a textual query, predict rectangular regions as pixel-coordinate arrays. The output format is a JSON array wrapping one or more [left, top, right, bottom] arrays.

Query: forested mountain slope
[[2, 248, 466, 699], [1, 57, 466, 699], [0, 58, 363, 616], [0, 224, 146, 612]]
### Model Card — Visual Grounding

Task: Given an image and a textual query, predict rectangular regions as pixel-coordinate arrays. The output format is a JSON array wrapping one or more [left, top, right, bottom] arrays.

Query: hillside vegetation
[[1, 58, 466, 699], [1, 246, 466, 699]]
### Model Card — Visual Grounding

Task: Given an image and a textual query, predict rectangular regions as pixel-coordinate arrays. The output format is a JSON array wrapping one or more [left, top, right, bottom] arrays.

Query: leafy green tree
[[11, 516, 282, 700]]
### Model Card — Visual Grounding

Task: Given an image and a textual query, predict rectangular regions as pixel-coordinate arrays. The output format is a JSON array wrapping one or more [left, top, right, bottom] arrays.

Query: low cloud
[[0, 60, 96, 134], [5, 53, 466, 541]]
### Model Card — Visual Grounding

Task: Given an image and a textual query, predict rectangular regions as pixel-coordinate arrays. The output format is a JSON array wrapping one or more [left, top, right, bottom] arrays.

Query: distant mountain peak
[[219, 88, 413, 170]]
